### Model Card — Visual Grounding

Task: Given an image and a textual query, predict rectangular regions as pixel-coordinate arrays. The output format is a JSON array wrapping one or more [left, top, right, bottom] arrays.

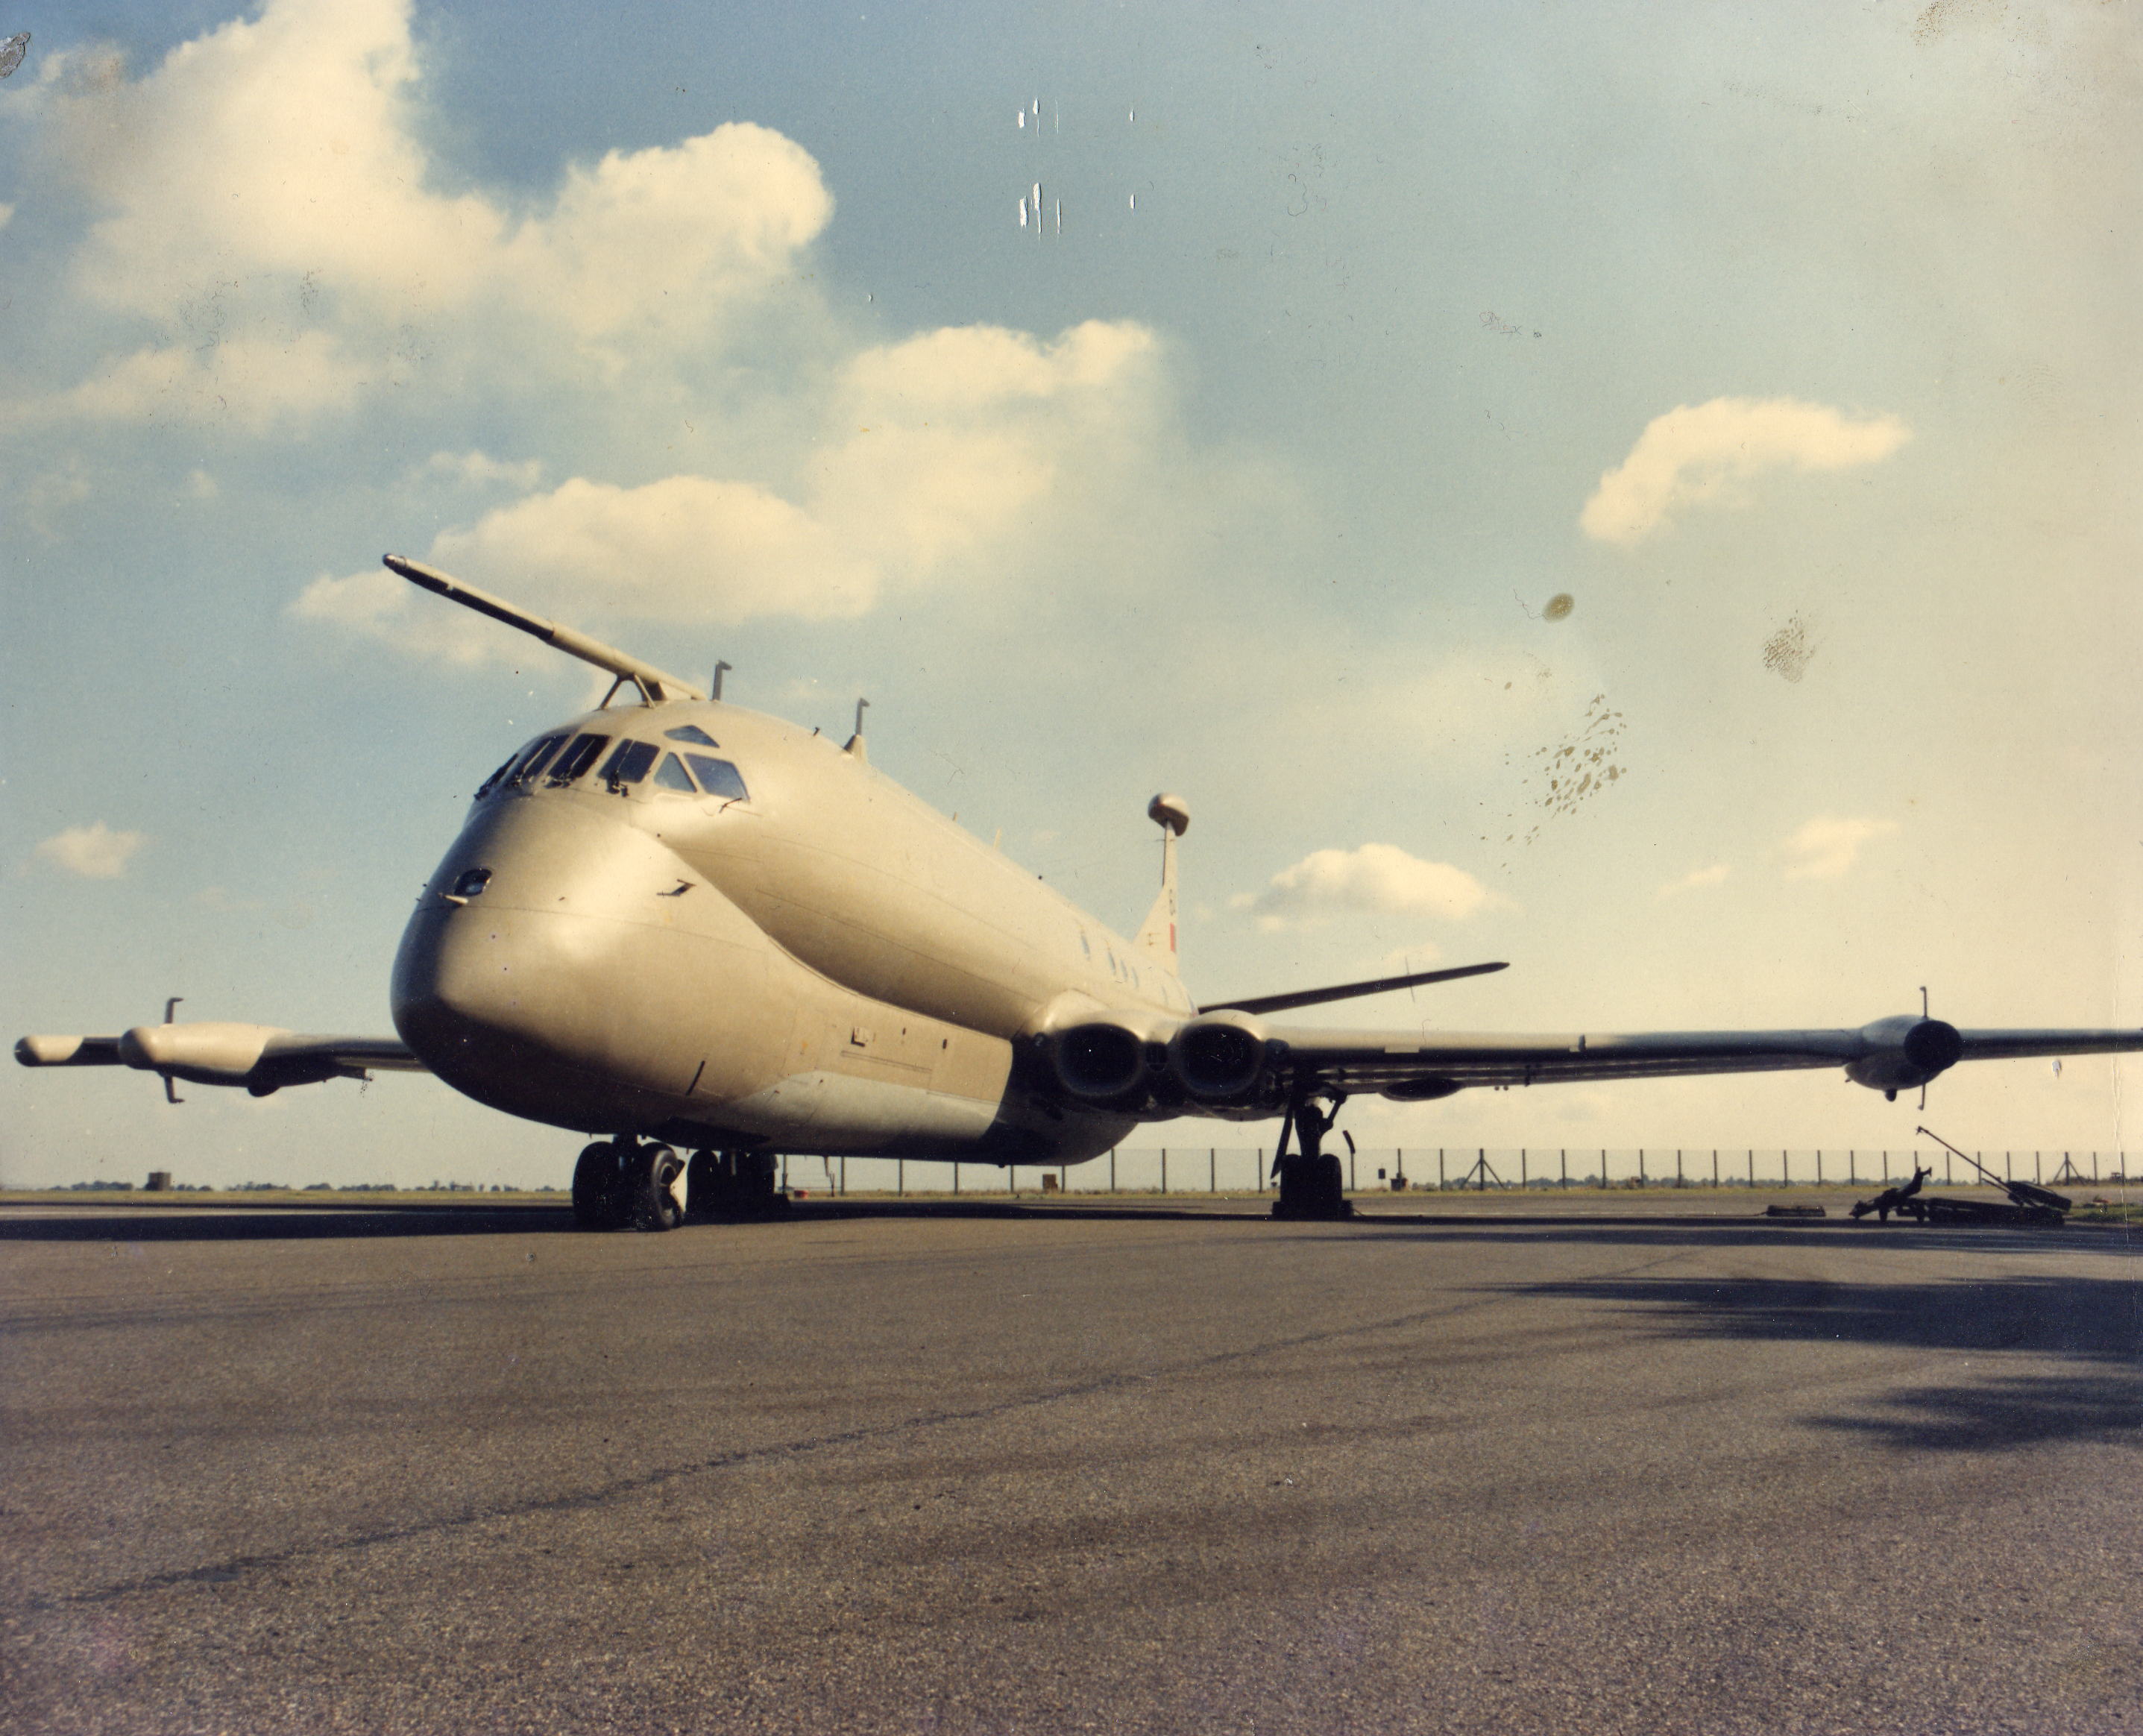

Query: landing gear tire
[[686, 1148, 787, 1219], [623, 1144, 685, 1232], [1272, 1151, 1351, 1221], [572, 1141, 624, 1230]]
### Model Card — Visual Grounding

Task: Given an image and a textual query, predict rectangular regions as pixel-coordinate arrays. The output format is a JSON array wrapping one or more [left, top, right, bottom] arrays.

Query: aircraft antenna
[[844, 697, 869, 762], [712, 661, 732, 701]]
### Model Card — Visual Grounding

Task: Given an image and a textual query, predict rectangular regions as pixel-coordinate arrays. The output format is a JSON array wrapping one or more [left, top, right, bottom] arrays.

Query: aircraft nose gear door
[[1271, 1091, 1353, 1221]]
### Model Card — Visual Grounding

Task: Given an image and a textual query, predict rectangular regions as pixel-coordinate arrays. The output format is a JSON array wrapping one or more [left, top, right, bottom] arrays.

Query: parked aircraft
[[19, 557, 2143, 1223]]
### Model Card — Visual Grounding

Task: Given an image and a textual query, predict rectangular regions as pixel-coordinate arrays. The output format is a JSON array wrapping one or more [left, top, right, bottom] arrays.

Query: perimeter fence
[[774, 1145, 2135, 1198]]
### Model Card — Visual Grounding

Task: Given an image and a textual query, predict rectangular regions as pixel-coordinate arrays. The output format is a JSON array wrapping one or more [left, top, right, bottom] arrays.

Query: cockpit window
[[512, 734, 568, 786], [664, 724, 719, 747], [686, 754, 749, 802], [547, 733, 611, 784], [651, 752, 698, 793], [474, 753, 517, 799], [600, 739, 661, 788]]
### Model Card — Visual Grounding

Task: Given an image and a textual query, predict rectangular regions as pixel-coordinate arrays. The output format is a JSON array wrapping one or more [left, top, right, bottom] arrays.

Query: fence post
[[954, 1162, 960, 1195], [1110, 1148, 1117, 1192], [1638, 1148, 1646, 1187], [1349, 1151, 1356, 1192], [1675, 1149, 1683, 1188], [1161, 1148, 1168, 1195], [1815, 1151, 1822, 1186], [1439, 1150, 1447, 1189], [897, 1159, 904, 1197], [1211, 1148, 1217, 1194], [1520, 1150, 1528, 1189], [1748, 1150, 1755, 1188], [1712, 1149, 1719, 1188], [1256, 1148, 1262, 1194], [1602, 1149, 1609, 1190], [1561, 1148, 1568, 1188]]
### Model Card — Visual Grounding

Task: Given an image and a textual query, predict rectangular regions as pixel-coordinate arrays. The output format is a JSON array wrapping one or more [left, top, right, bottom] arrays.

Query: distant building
[[145, 1171, 172, 1192]]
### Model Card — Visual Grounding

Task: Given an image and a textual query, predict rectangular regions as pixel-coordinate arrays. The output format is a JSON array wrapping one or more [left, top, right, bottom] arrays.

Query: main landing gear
[[571, 1142, 790, 1229], [685, 1148, 787, 1220], [1271, 1090, 1353, 1221], [572, 1139, 685, 1231]]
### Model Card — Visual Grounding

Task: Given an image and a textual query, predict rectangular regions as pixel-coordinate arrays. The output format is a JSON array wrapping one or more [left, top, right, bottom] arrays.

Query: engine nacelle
[[1168, 1010, 1270, 1101], [1051, 1019, 1155, 1102], [1845, 1016, 1964, 1095]]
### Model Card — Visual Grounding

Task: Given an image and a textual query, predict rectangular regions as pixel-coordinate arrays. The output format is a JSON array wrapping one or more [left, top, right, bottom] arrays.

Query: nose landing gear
[[1271, 1089, 1353, 1221], [570, 1139, 685, 1231]]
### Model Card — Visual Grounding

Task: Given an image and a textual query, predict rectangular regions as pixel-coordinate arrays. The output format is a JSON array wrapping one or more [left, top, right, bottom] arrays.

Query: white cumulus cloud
[[16, 0, 831, 428], [36, 822, 147, 878], [421, 451, 546, 490], [1239, 843, 1508, 931], [1580, 397, 1911, 546], [294, 317, 1167, 653], [1780, 815, 1898, 880], [1658, 862, 1732, 899]]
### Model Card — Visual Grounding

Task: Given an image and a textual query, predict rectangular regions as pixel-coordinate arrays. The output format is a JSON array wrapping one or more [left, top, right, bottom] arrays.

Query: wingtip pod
[[16, 1034, 122, 1067], [1845, 1015, 1963, 1094]]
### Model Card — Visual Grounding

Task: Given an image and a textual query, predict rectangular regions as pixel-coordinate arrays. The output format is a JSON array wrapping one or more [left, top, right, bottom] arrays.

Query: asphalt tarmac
[[1, 1196, 2137, 1735]]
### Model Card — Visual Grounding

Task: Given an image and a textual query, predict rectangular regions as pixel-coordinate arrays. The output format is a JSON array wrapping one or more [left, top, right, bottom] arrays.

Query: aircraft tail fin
[[1134, 794, 1189, 969]]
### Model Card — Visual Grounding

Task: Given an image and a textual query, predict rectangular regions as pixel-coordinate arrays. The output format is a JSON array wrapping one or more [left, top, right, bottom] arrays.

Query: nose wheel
[[1271, 1090, 1353, 1221], [571, 1140, 685, 1231]]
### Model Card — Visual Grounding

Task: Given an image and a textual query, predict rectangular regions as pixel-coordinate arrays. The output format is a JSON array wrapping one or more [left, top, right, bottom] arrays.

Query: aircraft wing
[[16, 1025, 426, 1096], [1255, 1018, 2143, 1101]]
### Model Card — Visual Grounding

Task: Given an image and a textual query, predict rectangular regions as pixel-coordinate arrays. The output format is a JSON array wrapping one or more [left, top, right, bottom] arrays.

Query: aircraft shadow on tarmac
[[1502, 1270, 2143, 1454], [0, 1198, 1256, 1242], [0, 1196, 2125, 1246]]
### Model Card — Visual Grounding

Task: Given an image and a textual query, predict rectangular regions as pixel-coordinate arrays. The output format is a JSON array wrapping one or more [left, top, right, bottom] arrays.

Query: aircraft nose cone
[[390, 797, 696, 1130]]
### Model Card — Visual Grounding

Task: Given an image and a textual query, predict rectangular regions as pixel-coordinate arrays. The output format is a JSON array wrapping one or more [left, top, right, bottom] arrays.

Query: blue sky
[[2, 0, 2136, 1186]]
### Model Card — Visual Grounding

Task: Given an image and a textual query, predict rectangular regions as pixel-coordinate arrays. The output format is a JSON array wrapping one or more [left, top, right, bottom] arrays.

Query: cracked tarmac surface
[[1, 1198, 2138, 1733]]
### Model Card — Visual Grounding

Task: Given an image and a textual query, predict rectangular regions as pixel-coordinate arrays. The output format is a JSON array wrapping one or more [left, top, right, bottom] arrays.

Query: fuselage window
[[512, 735, 569, 785], [686, 755, 749, 802], [651, 752, 698, 793], [547, 733, 611, 784], [665, 724, 719, 747], [600, 739, 661, 789]]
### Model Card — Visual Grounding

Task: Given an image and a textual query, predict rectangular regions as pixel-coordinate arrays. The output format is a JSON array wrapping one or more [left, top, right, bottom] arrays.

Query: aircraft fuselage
[[392, 698, 1186, 1165]]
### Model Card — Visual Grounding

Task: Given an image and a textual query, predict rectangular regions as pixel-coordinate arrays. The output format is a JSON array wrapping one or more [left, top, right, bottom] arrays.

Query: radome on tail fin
[[1134, 794, 1189, 969]]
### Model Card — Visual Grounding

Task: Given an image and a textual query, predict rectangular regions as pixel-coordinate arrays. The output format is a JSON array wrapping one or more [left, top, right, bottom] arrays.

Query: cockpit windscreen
[[547, 734, 611, 784], [685, 755, 749, 801], [601, 739, 661, 787]]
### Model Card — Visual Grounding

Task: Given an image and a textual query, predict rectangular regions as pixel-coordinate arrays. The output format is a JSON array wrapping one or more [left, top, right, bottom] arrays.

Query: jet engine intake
[[1051, 1019, 1153, 1101], [1168, 1010, 1269, 1101], [1845, 1016, 1964, 1093]]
